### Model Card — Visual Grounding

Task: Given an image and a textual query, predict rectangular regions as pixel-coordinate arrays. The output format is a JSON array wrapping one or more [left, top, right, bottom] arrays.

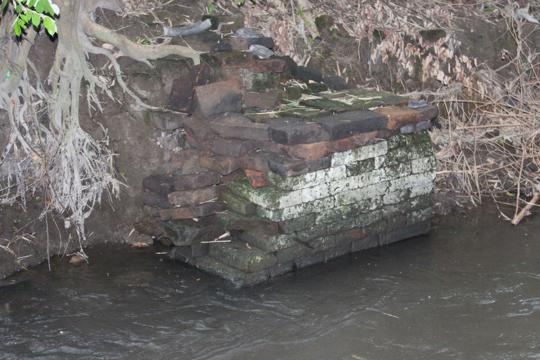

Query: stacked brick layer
[[135, 27, 438, 287]]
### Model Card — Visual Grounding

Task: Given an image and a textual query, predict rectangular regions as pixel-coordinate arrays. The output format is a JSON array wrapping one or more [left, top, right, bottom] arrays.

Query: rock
[[230, 36, 274, 51], [143, 191, 171, 209], [148, 111, 187, 131], [194, 80, 243, 117], [249, 44, 274, 59], [69, 254, 86, 266], [209, 240, 277, 273]]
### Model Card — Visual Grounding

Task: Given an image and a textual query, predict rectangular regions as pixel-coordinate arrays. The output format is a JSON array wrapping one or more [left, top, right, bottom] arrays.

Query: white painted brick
[[331, 140, 388, 167], [411, 156, 437, 174]]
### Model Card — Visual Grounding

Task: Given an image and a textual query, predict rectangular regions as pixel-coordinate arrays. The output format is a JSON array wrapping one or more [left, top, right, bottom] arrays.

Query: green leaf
[[31, 10, 41, 27], [13, 22, 22, 37], [42, 16, 56, 36]]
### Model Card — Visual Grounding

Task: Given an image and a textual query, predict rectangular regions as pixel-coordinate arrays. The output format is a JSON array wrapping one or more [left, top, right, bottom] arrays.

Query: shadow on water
[[1, 205, 540, 360]]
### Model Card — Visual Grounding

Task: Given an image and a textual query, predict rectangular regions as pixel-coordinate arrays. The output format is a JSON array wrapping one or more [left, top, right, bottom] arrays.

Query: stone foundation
[[135, 25, 438, 287]]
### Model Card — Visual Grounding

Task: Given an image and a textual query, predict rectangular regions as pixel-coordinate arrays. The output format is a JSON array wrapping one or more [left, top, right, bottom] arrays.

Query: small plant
[[1, 0, 59, 37]]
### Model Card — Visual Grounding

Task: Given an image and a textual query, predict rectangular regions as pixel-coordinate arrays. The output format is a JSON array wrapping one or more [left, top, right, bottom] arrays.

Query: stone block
[[239, 229, 298, 252], [194, 256, 269, 288], [257, 196, 336, 222], [173, 171, 220, 191], [323, 75, 349, 90], [345, 158, 376, 177], [324, 241, 352, 261], [268, 118, 330, 145], [168, 186, 219, 207], [199, 154, 240, 175], [313, 111, 388, 140], [194, 80, 243, 117], [275, 243, 311, 263], [244, 91, 281, 109], [209, 113, 270, 141], [268, 261, 295, 278], [307, 236, 336, 252], [278, 213, 317, 233], [159, 201, 224, 220], [211, 138, 258, 157], [143, 175, 174, 196], [268, 165, 346, 191], [220, 189, 257, 216], [293, 66, 323, 83], [209, 240, 277, 273], [244, 169, 268, 188], [294, 251, 326, 269], [351, 234, 379, 252]]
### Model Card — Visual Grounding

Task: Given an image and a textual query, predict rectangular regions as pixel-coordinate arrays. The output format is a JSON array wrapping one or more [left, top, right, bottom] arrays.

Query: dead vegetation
[[232, 0, 539, 223]]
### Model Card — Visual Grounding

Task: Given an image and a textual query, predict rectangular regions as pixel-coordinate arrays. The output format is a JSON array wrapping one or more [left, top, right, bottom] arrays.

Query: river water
[[1, 205, 539, 360]]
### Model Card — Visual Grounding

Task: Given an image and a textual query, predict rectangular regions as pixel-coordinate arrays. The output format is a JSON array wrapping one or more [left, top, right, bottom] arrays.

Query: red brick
[[159, 202, 225, 220], [331, 130, 387, 153], [279, 141, 331, 161], [209, 113, 270, 141], [199, 153, 240, 175], [244, 169, 268, 188], [168, 186, 219, 207], [142, 175, 174, 195], [374, 106, 422, 130], [194, 79, 243, 117], [167, 149, 203, 174], [173, 171, 220, 191]]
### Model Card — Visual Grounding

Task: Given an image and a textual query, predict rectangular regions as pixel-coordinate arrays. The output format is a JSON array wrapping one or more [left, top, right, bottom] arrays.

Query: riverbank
[[2, 204, 540, 359]]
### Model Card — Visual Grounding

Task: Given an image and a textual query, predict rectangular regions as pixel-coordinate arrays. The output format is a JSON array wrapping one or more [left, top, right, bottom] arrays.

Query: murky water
[[1, 205, 540, 360]]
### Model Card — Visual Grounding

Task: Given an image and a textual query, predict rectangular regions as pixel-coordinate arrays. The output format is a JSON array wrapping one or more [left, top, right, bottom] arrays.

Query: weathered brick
[[209, 113, 270, 141], [173, 171, 220, 191], [159, 201, 225, 220], [244, 91, 281, 109], [199, 154, 240, 175], [374, 106, 422, 130], [240, 152, 270, 173], [211, 137, 259, 157], [182, 116, 216, 142], [220, 169, 245, 184], [143, 191, 170, 209], [268, 165, 347, 191], [244, 169, 268, 188], [331, 140, 388, 167], [278, 213, 317, 233], [194, 80, 243, 117], [167, 149, 203, 174], [220, 189, 257, 215], [142, 175, 174, 196], [378, 220, 431, 246], [266, 153, 331, 177], [216, 211, 279, 234], [239, 229, 297, 252], [279, 141, 331, 161], [168, 186, 219, 207], [209, 240, 277, 272], [417, 104, 439, 122], [269, 118, 330, 145], [313, 111, 388, 140], [331, 130, 389, 154]]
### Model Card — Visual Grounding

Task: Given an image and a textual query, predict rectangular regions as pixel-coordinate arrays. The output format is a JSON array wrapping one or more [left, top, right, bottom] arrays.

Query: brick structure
[[138, 26, 438, 287]]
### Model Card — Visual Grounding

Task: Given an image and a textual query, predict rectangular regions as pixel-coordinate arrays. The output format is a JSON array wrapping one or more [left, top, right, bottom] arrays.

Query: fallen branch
[[511, 185, 540, 226]]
